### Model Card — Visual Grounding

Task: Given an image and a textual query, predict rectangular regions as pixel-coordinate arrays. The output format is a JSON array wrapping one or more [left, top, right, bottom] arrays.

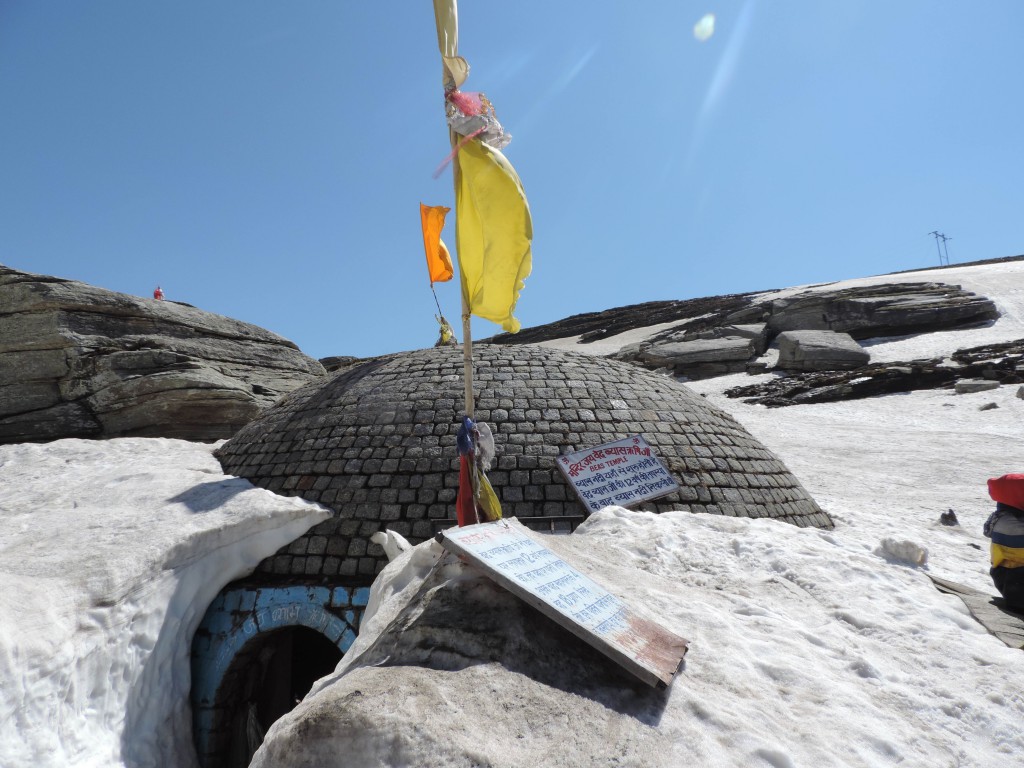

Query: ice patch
[[876, 538, 929, 567]]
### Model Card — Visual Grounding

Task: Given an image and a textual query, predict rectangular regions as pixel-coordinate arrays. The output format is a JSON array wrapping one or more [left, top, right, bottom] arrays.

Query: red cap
[[988, 474, 1024, 510]]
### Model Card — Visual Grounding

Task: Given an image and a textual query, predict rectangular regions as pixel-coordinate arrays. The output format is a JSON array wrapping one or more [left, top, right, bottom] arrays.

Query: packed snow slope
[[0, 438, 329, 768], [251, 260, 1024, 768]]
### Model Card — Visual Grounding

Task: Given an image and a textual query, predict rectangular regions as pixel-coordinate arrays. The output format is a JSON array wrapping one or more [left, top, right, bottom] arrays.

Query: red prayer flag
[[456, 455, 479, 527]]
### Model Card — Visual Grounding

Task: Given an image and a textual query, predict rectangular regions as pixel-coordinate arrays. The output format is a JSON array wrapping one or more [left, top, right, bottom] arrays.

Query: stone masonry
[[215, 345, 832, 579]]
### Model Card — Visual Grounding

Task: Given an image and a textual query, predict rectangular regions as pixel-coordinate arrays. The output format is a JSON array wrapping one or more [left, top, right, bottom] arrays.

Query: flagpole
[[433, 0, 474, 417], [461, 289, 474, 418], [453, 149, 475, 418]]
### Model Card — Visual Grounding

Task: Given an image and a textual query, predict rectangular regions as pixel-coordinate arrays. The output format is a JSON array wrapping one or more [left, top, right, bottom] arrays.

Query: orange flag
[[420, 203, 454, 285]]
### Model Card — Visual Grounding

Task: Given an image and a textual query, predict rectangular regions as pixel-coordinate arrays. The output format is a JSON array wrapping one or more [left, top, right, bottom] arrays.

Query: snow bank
[[250, 531, 688, 768], [254, 504, 1024, 767], [0, 438, 329, 768]]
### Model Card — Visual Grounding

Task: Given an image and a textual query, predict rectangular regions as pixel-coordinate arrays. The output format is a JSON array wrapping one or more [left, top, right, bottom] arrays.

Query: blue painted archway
[[191, 584, 369, 767]]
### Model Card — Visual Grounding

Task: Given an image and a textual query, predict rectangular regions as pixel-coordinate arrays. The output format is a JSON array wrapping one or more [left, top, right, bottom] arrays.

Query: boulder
[[721, 322, 769, 348], [0, 265, 325, 443], [776, 330, 869, 372], [954, 379, 1001, 394], [639, 337, 758, 379], [767, 283, 997, 339], [251, 537, 684, 768], [684, 323, 768, 353], [641, 337, 756, 366]]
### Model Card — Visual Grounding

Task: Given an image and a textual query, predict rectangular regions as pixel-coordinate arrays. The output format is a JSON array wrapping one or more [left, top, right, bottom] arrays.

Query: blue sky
[[2, 2, 1021, 360]]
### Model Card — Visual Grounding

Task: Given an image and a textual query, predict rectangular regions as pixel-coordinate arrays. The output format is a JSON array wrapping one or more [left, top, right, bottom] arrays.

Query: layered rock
[[766, 282, 997, 339], [621, 323, 770, 380], [606, 283, 993, 379], [725, 338, 1024, 407], [488, 278, 998, 382], [636, 337, 757, 379], [0, 265, 325, 443], [488, 293, 760, 345], [776, 330, 870, 371]]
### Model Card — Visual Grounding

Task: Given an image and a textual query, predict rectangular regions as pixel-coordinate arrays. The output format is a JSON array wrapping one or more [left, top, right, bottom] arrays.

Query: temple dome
[[215, 345, 831, 579]]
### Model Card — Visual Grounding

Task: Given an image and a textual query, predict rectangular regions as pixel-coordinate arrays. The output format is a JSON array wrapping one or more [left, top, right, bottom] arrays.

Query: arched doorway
[[191, 584, 369, 768], [217, 626, 343, 767]]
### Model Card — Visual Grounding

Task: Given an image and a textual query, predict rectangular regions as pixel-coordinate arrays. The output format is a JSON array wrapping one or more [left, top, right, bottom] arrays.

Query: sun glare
[[693, 13, 715, 42]]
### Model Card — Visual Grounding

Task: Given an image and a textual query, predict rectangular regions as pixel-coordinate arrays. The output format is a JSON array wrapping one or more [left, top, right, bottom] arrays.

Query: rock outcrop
[[616, 323, 770, 380], [488, 278, 998, 382], [0, 265, 325, 443], [766, 282, 997, 338], [725, 338, 1024, 407], [776, 330, 870, 371], [488, 293, 760, 346], [632, 283, 994, 379], [637, 336, 760, 378]]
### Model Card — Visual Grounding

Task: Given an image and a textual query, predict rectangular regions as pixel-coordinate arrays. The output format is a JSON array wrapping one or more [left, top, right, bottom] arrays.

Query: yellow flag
[[455, 138, 532, 333], [476, 471, 503, 522], [420, 203, 454, 285]]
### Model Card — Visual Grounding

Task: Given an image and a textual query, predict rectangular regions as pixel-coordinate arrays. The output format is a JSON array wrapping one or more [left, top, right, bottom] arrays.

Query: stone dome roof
[[216, 345, 831, 580]]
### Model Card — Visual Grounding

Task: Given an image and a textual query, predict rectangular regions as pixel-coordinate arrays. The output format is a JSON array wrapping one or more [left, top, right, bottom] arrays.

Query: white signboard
[[439, 518, 688, 688], [555, 435, 680, 513]]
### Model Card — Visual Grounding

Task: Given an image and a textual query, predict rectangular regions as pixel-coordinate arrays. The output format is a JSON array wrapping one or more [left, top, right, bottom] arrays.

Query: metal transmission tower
[[928, 231, 952, 266]]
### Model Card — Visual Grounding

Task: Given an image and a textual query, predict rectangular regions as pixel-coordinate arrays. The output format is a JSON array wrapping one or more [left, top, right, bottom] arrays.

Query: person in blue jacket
[[984, 474, 1024, 611]]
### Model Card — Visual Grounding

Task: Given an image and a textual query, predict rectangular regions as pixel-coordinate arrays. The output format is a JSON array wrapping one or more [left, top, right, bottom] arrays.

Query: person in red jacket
[[153, 286, 164, 300], [984, 474, 1024, 611]]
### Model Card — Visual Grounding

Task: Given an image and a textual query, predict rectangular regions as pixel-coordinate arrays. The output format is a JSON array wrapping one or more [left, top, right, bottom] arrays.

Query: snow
[[253, 495, 1024, 766], [0, 438, 329, 768], [4, 261, 1024, 766]]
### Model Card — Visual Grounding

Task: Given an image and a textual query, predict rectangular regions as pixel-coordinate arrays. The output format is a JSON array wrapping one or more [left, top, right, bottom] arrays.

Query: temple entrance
[[220, 626, 343, 767], [191, 583, 368, 768]]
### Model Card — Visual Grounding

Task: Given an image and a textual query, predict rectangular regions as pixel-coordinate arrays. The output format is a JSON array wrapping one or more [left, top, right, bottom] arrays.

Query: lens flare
[[693, 13, 715, 42]]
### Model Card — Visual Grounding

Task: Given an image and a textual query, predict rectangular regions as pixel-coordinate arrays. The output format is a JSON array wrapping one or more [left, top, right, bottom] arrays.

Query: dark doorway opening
[[220, 627, 343, 767]]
